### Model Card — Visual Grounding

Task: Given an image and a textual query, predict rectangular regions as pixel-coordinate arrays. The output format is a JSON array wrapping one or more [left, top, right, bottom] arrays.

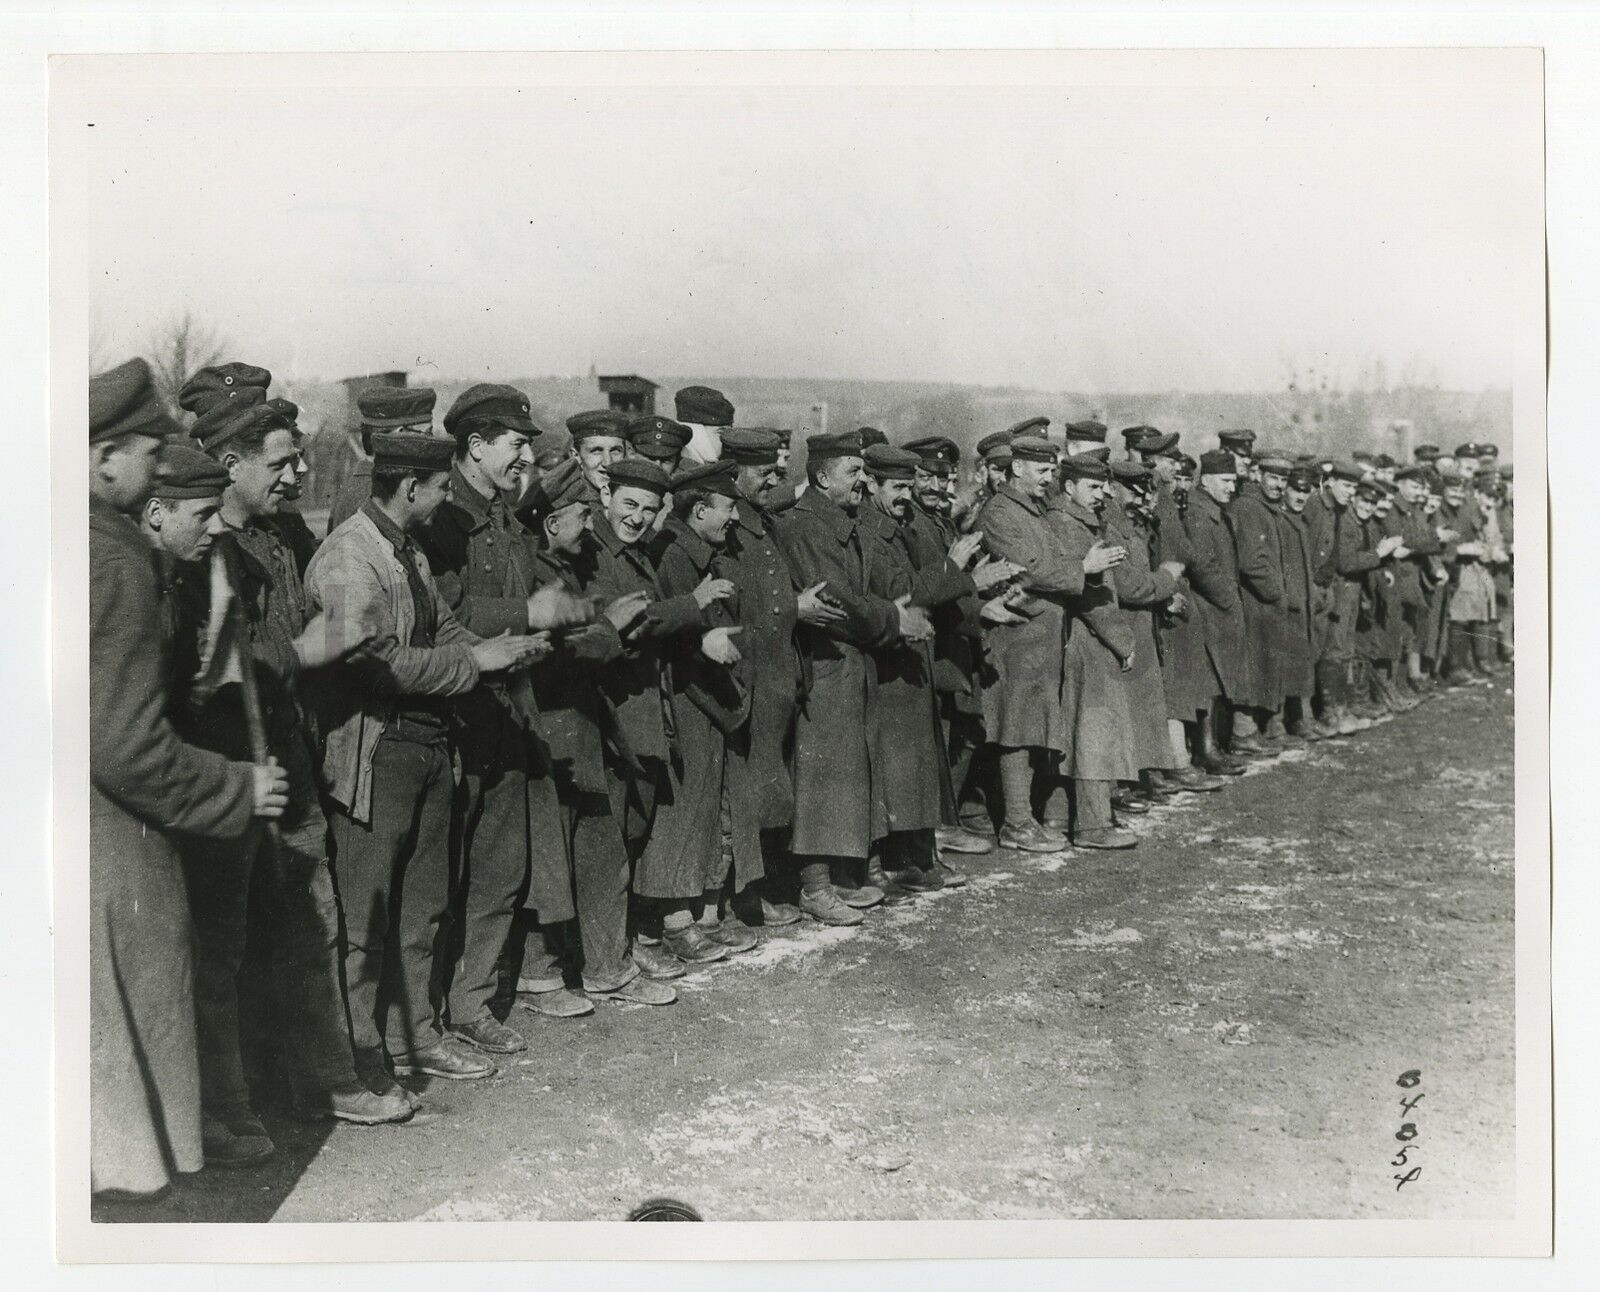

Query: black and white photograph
[[44, 37, 1552, 1265]]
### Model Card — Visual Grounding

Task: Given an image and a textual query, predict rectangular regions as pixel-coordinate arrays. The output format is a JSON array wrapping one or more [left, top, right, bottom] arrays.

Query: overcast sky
[[77, 51, 1538, 392]]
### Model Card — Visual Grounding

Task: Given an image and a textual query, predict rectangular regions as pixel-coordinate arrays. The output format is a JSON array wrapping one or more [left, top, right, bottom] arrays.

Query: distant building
[[598, 374, 657, 416]]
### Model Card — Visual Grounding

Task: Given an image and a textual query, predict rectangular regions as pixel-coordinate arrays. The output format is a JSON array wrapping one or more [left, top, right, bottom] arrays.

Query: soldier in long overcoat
[[856, 445, 965, 889], [714, 428, 828, 925], [773, 431, 915, 925], [88, 359, 265, 1197], [1273, 466, 1323, 738], [975, 437, 1109, 852], [1104, 462, 1185, 789], [524, 459, 669, 1008], [1049, 457, 1140, 848], [1226, 461, 1289, 746], [1184, 452, 1251, 754], [641, 463, 761, 954]]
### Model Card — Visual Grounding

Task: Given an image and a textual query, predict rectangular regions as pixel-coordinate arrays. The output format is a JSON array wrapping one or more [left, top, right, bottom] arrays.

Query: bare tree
[[146, 309, 231, 417]]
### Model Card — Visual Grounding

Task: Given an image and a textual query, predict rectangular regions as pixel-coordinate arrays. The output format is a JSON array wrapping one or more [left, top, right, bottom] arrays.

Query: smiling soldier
[[420, 383, 595, 1057]]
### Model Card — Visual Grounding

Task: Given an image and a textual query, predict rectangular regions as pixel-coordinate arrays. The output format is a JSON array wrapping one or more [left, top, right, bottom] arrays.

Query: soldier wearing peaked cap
[[327, 385, 438, 536], [1100, 459, 1189, 810], [854, 444, 969, 892], [173, 363, 419, 1151], [1225, 454, 1291, 753], [1036, 454, 1143, 848], [420, 383, 604, 1044], [674, 384, 735, 465], [519, 459, 645, 1006], [1063, 419, 1108, 455], [580, 455, 739, 983], [773, 430, 930, 925], [88, 358, 276, 1198], [561, 408, 630, 523], [1271, 465, 1328, 740], [634, 459, 767, 955], [627, 415, 691, 470], [900, 438, 1010, 852], [308, 430, 548, 1081], [702, 428, 822, 927], [974, 437, 1124, 852], [1183, 451, 1254, 762]]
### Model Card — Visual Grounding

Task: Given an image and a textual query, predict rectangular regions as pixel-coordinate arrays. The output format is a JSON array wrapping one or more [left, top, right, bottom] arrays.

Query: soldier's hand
[[527, 582, 595, 631], [603, 590, 651, 633], [252, 757, 290, 819], [701, 625, 743, 665], [1392, 544, 1411, 561], [1158, 559, 1186, 579], [797, 581, 846, 626], [525, 630, 554, 663], [1166, 591, 1189, 616], [694, 575, 735, 609], [972, 555, 1022, 592], [1436, 526, 1460, 543], [1376, 534, 1404, 558], [948, 532, 984, 569], [980, 593, 1028, 626], [291, 608, 377, 671], [1119, 650, 1135, 674], [471, 631, 544, 674], [895, 594, 934, 642], [1082, 540, 1126, 575]]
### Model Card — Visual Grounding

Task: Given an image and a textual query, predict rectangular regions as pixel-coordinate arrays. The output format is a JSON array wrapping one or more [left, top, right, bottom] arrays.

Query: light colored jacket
[[304, 507, 480, 823]]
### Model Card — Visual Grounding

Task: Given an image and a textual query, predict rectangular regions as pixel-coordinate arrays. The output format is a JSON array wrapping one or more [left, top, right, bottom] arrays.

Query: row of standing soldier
[[87, 357, 1511, 1199]]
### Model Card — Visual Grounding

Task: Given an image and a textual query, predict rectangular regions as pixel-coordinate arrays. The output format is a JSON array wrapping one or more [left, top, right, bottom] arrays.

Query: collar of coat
[[90, 491, 152, 556], [733, 496, 770, 539], [995, 481, 1045, 518], [1189, 488, 1227, 523], [855, 500, 905, 542], [661, 513, 717, 573], [445, 462, 503, 532], [1054, 494, 1103, 531], [590, 509, 638, 561], [792, 484, 857, 542]]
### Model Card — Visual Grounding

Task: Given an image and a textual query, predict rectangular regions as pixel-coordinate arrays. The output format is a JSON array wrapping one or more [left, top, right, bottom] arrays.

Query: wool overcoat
[[1228, 482, 1287, 709], [1106, 502, 1181, 770], [1182, 488, 1248, 701], [1150, 487, 1217, 719], [974, 484, 1085, 752], [1272, 504, 1318, 698], [858, 503, 952, 837], [89, 498, 255, 1196], [718, 498, 804, 831], [773, 488, 900, 859], [636, 516, 761, 898], [1051, 496, 1139, 782]]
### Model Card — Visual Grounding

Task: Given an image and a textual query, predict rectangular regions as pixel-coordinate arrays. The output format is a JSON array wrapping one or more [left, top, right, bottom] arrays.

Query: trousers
[[182, 823, 355, 1112], [328, 736, 454, 1060]]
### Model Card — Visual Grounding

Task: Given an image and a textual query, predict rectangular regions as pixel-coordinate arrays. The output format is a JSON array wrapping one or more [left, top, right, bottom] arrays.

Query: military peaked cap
[[605, 457, 670, 496], [565, 409, 630, 441], [444, 384, 537, 438], [863, 444, 920, 480], [90, 357, 180, 443], [153, 444, 230, 499], [626, 415, 691, 461], [720, 428, 782, 466], [674, 385, 734, 427], [671, 460, 740, 498], [806, 430, 864, 462], [359, 386, 435, 431], [372, 431, 455, 473]]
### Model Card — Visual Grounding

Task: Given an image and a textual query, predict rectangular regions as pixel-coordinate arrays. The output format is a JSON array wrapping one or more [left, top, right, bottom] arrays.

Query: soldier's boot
[[798, 862, 866, 926], [863, 856, 917, 904], [1263, 711, 1305, 749]]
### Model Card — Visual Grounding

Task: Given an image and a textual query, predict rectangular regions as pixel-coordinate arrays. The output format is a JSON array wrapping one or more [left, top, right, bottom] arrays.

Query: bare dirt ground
[[97, 681, 1515, 1224]]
